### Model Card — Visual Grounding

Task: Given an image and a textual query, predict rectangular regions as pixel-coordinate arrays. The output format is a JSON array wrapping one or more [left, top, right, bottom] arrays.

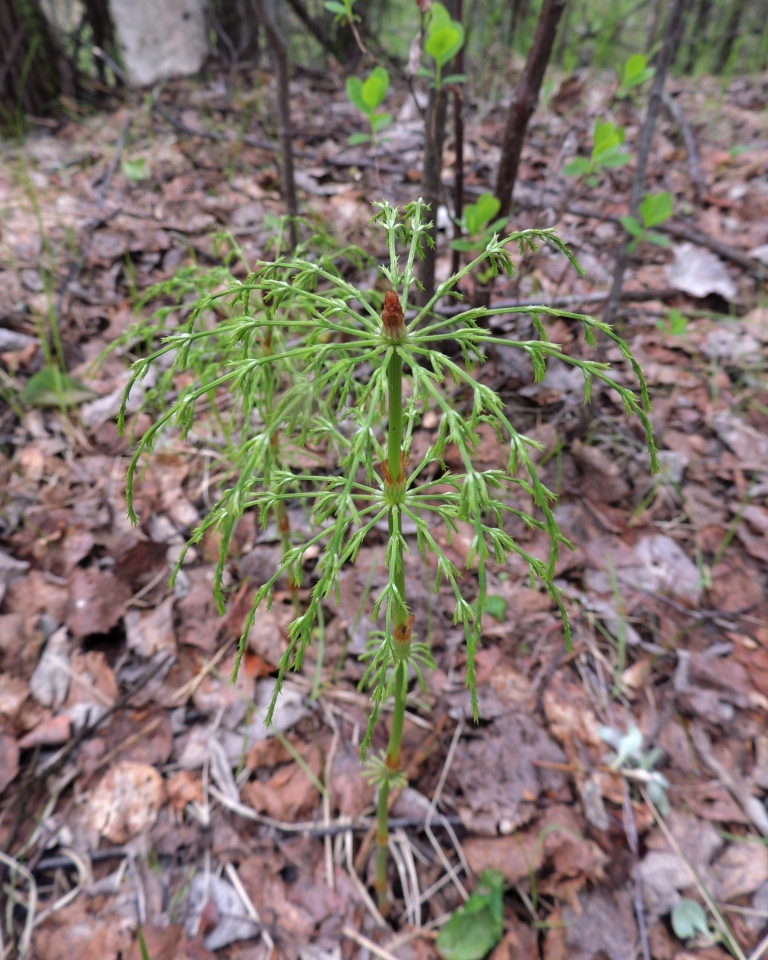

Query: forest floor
[[1, 62, 768, 960]]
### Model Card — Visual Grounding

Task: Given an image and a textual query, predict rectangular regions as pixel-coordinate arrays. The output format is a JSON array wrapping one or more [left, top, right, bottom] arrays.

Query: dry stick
[[256, 0, 299, 252], [416, 87, 448, 305], [435, 286, 679, 316], [450, 0, 465, 277], [640, 786, 747, 960], [689, 724, 768, 836], [285, 0, 335, 58], [493, 0, 568, 221], [603, 0, 688, 325], [661, 89, 707, 202]]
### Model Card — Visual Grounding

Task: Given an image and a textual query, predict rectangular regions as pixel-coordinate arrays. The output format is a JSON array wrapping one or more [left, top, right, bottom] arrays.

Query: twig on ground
[[224, 862, 275, 952], [342, 925, 402, 960], [661, 90, 707, 202], [0, 850, 38, 957], [641, 786, 747, 960], [748, 929, 768, 960], [689, 724, 768, 836], [207, 783, 461, 837]]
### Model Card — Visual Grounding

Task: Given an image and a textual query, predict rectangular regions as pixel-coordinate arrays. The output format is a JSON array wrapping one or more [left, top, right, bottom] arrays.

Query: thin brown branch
[[494, 0, 568, 220]]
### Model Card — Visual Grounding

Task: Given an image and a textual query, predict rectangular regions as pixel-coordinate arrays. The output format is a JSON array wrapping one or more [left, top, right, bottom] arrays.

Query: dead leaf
[[18, 713, 71, 748], [666, 243, 737, 300], [571, 439, 630, 503], [0, 734, 19, 792], [452, 715, 569, 835], [242, 740, 322, 821], [711, 841, 768, 901], [66, 567, 131, 638], [3, 570, 69, 623], [464, 805, 604, 886], [33, 897, 134, 960], [88, 761, 166, 842], [543, 888, 637, 960], [185, 873, 259, 951], [125, 596, 176, 657], [0, 674, 29, 722], [167, 770, 204, 820], [29, 625, 71, 709]]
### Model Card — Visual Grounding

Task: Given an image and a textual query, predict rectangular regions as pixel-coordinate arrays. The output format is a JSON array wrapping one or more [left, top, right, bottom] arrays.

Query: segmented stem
[[374, 344, 409, 912]]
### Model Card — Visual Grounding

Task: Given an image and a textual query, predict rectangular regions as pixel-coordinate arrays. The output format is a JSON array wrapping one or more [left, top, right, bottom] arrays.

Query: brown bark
[[494, 0, 568, 221], [450, 0, 464, 277], [214, 0, 261, 65], [255, 0, 299, 251], [416, 86, 448, 306], [603, 0, 688, 324], [0, 0, 66, 122]]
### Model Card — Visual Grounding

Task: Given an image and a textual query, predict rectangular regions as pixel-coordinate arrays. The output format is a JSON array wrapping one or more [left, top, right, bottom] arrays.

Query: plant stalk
[[374, 345, 409, 912]]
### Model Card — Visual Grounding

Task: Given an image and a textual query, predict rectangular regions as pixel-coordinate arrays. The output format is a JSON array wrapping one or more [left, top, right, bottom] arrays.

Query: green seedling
[[324, 0, 358, 20], [657, 308, 688, 337], [451, 192, 505, 253], [599, 723, 670, 815], [563, 118, 631, 186], [416, 1, 466, 91], [619, 191, 673, 251], [346, 66, 391, 145], [122, 157, 149, 182], [20, 365, 98, 408], [122, 199, 657, 912], [671, 899, 719, 946], [436, 870, 505, 960], [616, 52, 655, 99]]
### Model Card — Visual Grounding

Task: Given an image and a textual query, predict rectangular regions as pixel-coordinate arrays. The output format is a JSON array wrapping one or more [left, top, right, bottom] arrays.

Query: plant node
[[381, 288, 406, 340]]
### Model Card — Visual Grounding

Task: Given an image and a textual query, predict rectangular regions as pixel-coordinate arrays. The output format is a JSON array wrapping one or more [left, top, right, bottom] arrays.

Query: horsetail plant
[[121, 199, 657, 912]]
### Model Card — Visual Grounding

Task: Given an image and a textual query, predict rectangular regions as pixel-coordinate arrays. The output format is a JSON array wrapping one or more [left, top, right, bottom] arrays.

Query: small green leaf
[[441, 73, 468, 85], [645, 230, 670, 246], [464, 193, 500, 237], [436, 871, 505, 960], [593, 119, 624, 156], [347, 132, 371, 145], [425, 23, 465, 67], [428, 2, 452, 33], [619, 215, 643, 238], [136, 927, 151, 960], [665, 309, 688, 336], [639, 191, 673, 228], [621, 53, 654, 89], [361, 66, 389, 110], [483, 595, 507, 621], [346, 76, 367, 115], [563, 157, 589, 177], [122, 157, 149, 181], [371, 112, 392, 133], [599, 150, 631, 168], [21, 366, 99, 408], [324, 0, 347, 13], [671, 899, 710, 941]]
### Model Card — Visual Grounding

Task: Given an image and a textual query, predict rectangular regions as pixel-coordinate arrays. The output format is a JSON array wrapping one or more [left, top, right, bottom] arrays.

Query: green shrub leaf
[[639, 191, 673, 228], [436, 871, 505, 960]]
